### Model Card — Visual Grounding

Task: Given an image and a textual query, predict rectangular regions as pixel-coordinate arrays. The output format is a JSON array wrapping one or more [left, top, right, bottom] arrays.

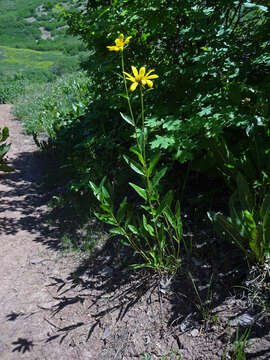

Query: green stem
[[121, 52, 135, 124], [140, 85, 146, 160], [121, 51, 140, 146]]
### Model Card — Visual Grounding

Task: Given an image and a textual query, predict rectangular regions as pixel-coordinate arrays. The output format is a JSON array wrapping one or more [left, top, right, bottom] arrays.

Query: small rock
[[102, 327, 111, 339], [190, 329, 199, 337], [100, 266, 114, 277], [229, 313, 254, 327], [30, 257, 43, 264]]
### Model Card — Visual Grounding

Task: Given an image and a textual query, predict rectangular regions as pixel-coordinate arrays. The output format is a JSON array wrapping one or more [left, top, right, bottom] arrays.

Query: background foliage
[[0, 0, 88, 104], [12, 0, 270, 264]]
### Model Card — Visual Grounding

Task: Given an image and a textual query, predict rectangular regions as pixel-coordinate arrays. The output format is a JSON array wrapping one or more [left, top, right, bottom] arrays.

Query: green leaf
[[129, 146, 145, 166], [263, 209, 270, 251], [152, 167, 167, 188], [89, 181, 101, 201], [142, 214, 154, 236], [118, 93, 129, 100], [175, 200, 183, 239], [163, 207, 177, 229], [109, 227, 126, 236], [129, 182, 148, 201], [128, 225, 139, 235], [147, 152, 161, 177], [243, 210, 257, 241], [117, 197, 128, 223], [1, 127, 9, 142], [94, 212, 118, 226], [260, 193, 270, 219], [123, 155, 145, 176], [208, 211, 247, 254], [154, 190, 173, 220], [236, 172, 254, 211], [120, 112, 134, 126]]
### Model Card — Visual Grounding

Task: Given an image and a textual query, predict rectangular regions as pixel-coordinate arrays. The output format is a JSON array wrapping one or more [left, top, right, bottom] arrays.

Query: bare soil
[[0, 104, 270, 360]]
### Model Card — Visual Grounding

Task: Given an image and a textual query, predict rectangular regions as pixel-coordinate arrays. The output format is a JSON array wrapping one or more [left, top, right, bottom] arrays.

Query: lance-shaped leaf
[[117, 197, 128, 223], [236, 172, 254, 211], [147, 152, 161, 177], [175, 200, 183, 239], [129, 182, 147, 200], [129, 146, 145, 166], [128, 225, 139, 235], [120, 112, 134, 126], [152, 167, 167, 188], [260, 193, 270, 219], [208, 211, 247, 254], [123, 155, 145, 176], [109, 227, 126, 237], [89, 181, 101, 201], [143, 214, 154, 236], [154, 190, 173, 220]]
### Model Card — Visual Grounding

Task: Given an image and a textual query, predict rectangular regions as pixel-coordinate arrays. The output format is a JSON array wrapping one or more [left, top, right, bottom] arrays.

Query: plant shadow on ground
[[3, 148, 269, 358], [36, 197, 270, 359], [0, 150, 61, 244]]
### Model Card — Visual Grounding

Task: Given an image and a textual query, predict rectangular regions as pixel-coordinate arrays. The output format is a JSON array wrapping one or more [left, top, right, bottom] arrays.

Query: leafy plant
[[231, 328, 253, 360], [189, 272, 214, 321], [64, 0, 269, 165], [0, 126, 12, 173], [89, 37, 183, 274], [209, 172, 270, 264]]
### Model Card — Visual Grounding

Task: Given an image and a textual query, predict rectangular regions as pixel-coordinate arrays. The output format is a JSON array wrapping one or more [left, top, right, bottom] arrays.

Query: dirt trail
[[0, 105, 84, 359]]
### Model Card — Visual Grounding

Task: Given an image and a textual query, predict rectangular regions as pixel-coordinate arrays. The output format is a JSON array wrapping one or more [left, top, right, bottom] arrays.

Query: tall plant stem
[[140, 85, 146, 160], [121, 52, 135, 124]]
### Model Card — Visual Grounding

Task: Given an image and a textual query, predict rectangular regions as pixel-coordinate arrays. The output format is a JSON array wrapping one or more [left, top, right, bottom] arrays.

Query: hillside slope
[[0, 0, 86, 81]]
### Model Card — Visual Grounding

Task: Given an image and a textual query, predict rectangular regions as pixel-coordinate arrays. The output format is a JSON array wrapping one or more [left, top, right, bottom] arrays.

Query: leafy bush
[[64, 0, 269, 165], [209, 172, 270, 264], [0, 78, 25, 104], [208, 122, 270, 264], [13, 71, 90, 136], [0, 127, 12, 173]]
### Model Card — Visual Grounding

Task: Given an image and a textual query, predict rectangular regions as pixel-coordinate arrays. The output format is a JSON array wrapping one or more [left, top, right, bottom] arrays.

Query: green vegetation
[[13, 71, 90, 135], [2, 0, 270, 356], [90, 53, 183, 273], [0, 0, 87, 104], [15, 0, 270, 273], [0, 0, 84, 52], [0, 127, 12, 173], [55, 0, 269, 271]]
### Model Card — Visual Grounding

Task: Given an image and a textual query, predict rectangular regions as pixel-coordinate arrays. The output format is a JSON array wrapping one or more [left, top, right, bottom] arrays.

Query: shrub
[[0, 127, 12, 173], [63, 0, 269, 165]]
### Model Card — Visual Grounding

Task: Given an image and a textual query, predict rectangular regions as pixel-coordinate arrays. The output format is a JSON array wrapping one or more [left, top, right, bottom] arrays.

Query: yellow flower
[[123, 66, 159, 92], [107, 33, 132, 52]]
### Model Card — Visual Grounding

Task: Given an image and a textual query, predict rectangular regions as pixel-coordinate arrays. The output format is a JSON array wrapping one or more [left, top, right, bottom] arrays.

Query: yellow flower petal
[[145, 69, 155, 77], [141, 79, 147, 86], [123, 36, 132, 45], [130, 82, 139, 92], [119, 34, 124, 40], [131, 66, 139, 78], [107, 46, 120, 51], [146, 74, 159, 79], [123, 71, 135, 82], [146, 80, 153, 88], [139, 67, 146, 77]]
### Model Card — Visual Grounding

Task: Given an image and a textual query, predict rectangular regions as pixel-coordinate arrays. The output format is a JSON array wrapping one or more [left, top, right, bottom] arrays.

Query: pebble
[[100, 266, 114, 277], [190, 329, 199, 337], [229, 313, 254, 327]]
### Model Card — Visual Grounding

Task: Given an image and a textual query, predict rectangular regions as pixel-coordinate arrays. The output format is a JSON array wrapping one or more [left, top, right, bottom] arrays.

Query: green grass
[[0, 45, 79, 80], [12, 71, 90, 135]]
